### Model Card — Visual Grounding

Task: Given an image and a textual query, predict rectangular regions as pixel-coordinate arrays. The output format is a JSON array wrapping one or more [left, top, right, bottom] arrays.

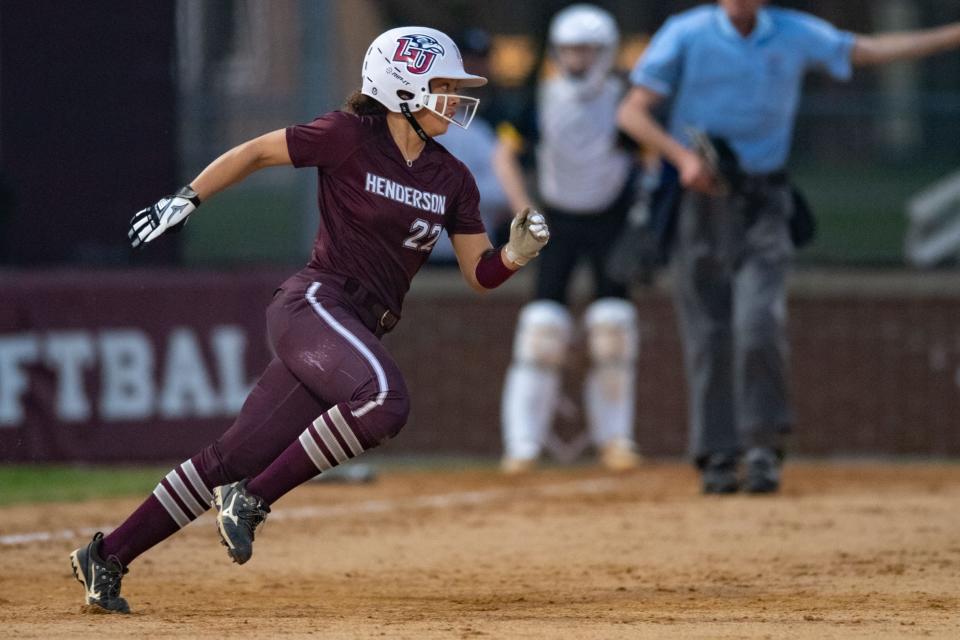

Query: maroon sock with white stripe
[[247, 403, 371, 505], [100, 457, 214, 566]]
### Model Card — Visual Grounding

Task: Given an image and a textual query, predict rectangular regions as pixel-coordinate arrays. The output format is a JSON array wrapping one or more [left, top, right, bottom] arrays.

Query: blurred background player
[[68, 26, 549, 613], [429, 28, 513, 265], [495, 4, 642, 474], [618, 0, 960, 494]]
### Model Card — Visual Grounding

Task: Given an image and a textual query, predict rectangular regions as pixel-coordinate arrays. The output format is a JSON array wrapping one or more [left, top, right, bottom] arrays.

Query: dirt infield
[[2, 462, 959, 639]]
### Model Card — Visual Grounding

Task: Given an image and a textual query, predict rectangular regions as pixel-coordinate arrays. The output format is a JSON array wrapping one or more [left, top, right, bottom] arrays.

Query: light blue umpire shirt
[[630, 5, 855, 174]]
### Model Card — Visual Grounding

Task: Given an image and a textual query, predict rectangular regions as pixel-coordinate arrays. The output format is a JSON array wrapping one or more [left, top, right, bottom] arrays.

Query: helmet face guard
[[422, 93, 480, 130], [361, 27, 487, 135]]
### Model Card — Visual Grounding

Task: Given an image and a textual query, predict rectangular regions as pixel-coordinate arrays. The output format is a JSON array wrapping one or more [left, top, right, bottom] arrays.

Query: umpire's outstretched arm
[[851, 22, 960, 66]]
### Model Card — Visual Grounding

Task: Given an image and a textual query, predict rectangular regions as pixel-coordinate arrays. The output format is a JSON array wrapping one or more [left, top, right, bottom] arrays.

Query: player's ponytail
[[344, 90, 388, 116]]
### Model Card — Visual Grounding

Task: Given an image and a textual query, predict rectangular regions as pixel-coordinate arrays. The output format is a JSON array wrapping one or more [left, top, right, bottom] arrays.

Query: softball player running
[[69, 26, 549, 613], [495, 4, 641, 474]]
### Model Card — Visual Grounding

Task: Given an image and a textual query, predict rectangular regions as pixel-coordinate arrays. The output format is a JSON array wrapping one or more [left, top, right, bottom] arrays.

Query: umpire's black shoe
[[69, 532, 130, 614], [213, 480, 271, 565], [743, 447, 782, 494], [701, 453, 739, 494]]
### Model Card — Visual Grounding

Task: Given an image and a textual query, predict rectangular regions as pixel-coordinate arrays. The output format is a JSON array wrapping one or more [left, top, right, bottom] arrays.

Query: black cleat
[[701, 453, 739, 494], [212, 480, 270, 565], [69, 532, 130, 614], [744, 447, 782, 494]]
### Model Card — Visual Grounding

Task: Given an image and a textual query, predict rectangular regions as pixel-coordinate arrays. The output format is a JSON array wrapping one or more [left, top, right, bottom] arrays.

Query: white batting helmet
[[362, 26, 488, 131]]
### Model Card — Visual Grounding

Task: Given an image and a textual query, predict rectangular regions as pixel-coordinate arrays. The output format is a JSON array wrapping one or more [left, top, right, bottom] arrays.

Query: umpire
[[617, 0, 960, 493]]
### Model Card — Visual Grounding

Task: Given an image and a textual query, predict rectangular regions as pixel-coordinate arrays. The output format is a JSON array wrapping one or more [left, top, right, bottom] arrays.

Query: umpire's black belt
[[343, 277, 400, 336], [739, 169, 788, 192]]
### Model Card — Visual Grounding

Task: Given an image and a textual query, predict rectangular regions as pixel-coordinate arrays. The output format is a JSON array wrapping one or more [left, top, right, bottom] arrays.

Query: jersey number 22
[[403, 218, 442, 252]]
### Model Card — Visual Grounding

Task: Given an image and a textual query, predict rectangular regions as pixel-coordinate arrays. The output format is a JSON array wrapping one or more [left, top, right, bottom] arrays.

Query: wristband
[[475, 248, 518, 289]]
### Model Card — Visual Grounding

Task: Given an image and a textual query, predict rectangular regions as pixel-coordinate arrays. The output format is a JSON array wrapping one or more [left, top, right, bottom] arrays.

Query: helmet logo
[[392, 34, 445, 75]]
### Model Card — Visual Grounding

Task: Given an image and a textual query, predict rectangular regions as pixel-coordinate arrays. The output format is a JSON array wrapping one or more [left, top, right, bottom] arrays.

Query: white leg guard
[[583, 298, 639, 452], [501, 300, 573, 463]]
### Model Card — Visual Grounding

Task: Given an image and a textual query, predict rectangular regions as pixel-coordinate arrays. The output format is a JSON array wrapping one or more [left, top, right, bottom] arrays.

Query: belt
[[343, 277, 400, 335], [740, 170, 788, 191]]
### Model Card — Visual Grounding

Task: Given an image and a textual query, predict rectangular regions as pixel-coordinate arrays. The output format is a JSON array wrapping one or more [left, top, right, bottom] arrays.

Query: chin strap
[[399, 103, 431, 142]]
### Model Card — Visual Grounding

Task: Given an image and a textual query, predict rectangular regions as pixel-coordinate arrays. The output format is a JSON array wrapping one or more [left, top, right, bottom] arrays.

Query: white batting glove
[[504, 207, 550, 266], [128, 186, 202, 249]]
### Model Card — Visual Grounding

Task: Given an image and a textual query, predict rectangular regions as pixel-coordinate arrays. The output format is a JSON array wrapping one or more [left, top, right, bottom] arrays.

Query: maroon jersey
[[285, 111, 485, 314]]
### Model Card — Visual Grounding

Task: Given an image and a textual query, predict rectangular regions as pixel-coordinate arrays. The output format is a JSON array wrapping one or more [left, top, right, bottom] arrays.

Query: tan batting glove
[[504, 207, 550, 266]]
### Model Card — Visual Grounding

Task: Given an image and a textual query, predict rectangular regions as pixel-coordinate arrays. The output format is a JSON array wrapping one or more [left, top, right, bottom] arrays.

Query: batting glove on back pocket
[[504, 207, 550, 266], [128, 185, 202, 249]]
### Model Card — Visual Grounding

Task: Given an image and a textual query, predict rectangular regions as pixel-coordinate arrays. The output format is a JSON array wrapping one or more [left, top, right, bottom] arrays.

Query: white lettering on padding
[[0, 335, 39, 427]]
